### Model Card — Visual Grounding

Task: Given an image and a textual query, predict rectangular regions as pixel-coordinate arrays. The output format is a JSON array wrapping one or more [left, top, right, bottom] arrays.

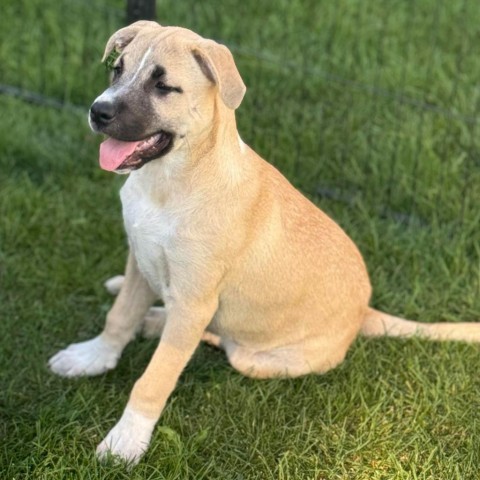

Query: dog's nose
[[90, 101, 117, 125]]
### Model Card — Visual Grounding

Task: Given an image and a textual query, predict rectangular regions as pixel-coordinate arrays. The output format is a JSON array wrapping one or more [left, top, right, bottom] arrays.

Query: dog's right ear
[[101, 20, 160, 62]]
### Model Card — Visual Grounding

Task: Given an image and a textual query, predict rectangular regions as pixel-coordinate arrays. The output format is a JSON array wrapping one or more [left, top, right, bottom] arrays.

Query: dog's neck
[[187, 101, 239, 158], [127, 103, 251, 204]]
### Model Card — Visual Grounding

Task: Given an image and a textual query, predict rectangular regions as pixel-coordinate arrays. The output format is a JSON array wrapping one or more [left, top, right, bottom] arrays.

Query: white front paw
[[96, 406, 156, 465], [48, 335, 121, 377]]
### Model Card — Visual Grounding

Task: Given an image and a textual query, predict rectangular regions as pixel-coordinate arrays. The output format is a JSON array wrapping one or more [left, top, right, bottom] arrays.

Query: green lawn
[[1, 0, 480, 478]]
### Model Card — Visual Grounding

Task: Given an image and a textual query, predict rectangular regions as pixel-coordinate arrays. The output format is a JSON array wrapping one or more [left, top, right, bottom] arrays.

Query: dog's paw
[[48, 336, 121, 377], [96, 406, 156, 465], [104, 275, 124, 295]]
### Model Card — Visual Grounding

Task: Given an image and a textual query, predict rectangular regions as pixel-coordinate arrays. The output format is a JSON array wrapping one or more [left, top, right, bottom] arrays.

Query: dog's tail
[[361, 308, 480, 342]]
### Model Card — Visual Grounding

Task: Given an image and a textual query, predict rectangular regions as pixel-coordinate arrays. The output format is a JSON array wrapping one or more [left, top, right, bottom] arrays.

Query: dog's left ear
[[101, 20, 160, 62], [193, 40, 246, 110]]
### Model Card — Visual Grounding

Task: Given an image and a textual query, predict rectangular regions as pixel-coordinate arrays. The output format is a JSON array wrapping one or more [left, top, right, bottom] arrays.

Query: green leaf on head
[[104, 50, 120, 71]]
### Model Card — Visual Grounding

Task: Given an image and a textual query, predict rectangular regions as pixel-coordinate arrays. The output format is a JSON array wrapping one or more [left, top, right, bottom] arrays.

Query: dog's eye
[[112, 59, 123, 81], [113, 65, 122, 79], [155, 81, 183, 95], [155, 82, 171, 94]]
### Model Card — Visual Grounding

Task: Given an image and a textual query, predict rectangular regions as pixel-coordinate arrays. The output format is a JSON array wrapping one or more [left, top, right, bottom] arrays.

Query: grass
[[1, 0, 480, 478]]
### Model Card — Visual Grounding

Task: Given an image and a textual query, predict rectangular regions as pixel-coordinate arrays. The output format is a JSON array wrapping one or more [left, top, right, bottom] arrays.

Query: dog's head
[[89, 21, 246, 173]]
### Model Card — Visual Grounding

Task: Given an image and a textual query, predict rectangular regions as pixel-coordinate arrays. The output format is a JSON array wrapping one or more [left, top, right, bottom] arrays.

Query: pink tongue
[[99, 138, 141, 171]]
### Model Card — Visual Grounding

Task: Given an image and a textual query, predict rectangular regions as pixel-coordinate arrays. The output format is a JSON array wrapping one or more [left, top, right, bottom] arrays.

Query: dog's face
[[89, 21, 246, 173]]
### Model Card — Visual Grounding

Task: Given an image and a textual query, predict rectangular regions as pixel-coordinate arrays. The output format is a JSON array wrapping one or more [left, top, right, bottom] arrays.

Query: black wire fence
[[1, 0, 479, 232]]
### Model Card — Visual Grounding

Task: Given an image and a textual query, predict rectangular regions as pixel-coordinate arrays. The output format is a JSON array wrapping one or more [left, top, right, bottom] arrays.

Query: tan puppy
[[49, 21, 480, 463]]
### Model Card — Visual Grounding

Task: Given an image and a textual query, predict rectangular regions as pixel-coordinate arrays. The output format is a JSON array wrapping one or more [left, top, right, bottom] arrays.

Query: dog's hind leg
[[141, 307, 167, 338], [142, 306, 222, 347], [49, 251, 157, 377], [223, 335, 350, 380]]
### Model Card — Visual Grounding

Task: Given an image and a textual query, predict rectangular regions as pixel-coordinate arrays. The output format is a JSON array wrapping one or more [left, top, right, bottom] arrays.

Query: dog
[[48, 20, 480, 463]]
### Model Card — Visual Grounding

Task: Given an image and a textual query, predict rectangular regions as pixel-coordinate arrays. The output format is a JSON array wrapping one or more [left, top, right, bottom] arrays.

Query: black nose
[[90, 101, 117, 125]]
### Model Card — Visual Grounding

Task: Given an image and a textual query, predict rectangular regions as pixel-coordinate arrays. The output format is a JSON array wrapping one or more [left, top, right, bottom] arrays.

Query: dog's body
[[121, 138, 371, 378], [48, 21, 480, 463]]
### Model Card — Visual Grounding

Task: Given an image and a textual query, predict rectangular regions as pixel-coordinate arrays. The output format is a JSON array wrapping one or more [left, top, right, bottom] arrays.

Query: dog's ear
[[101, 20, 160, 62], [193, 40, 246, 110]]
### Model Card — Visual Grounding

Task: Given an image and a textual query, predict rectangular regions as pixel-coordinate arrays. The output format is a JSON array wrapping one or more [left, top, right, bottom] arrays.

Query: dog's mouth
[[99, 131, 174, 173]]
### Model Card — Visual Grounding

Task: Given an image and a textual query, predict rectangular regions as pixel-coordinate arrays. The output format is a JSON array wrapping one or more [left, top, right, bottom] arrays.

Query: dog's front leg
[[96, 295, 218, 464], [49, 251, 156, 377]]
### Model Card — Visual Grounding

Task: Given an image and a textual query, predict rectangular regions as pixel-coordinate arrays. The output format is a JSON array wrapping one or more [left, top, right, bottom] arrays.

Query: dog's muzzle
[[89, 99, 174, 173]]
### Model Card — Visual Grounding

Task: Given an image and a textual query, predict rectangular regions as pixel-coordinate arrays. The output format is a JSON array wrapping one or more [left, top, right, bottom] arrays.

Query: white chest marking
[[121, 181, 176, 295]]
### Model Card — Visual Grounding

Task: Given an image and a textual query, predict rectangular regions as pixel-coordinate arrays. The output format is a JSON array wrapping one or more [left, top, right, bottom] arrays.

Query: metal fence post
[[126, 0, 156, 24]]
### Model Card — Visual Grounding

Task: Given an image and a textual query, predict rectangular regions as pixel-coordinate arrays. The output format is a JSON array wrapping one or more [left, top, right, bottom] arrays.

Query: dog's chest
[[120, 183, 177, 295]]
